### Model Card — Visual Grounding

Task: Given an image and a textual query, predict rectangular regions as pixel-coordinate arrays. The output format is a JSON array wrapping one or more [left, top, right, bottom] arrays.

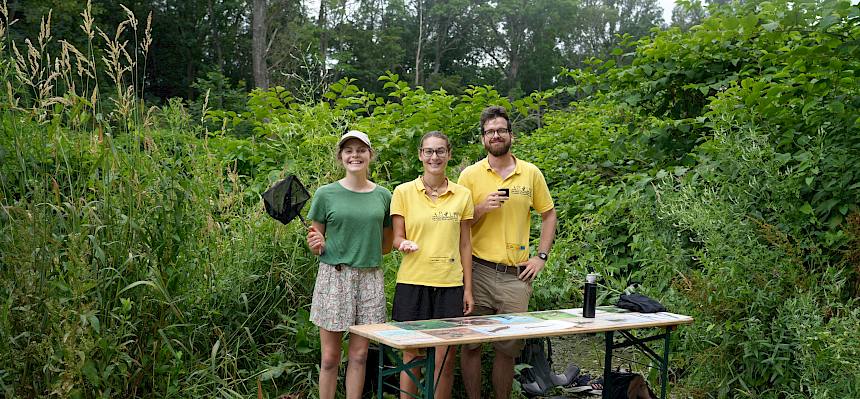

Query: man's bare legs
[[491, 351, 515, 399], [461, 344, 517, 399]]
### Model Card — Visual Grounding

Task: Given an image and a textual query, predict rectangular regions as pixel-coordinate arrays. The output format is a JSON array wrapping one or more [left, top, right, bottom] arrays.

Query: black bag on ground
[[616, 293, 667, 313], [604, 371, 657, 399], [516, 338, 580, 396]]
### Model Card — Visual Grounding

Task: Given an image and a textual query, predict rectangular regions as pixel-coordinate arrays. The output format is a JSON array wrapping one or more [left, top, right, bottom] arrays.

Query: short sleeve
[[457, 167, 479, 204], [532, 168, 554, 213], [456, 170, 468, 186], [461, 189, 474, 221], [382, 188, 393, 227], [390, 185, 406, 217], [307, 188, 328, 224]]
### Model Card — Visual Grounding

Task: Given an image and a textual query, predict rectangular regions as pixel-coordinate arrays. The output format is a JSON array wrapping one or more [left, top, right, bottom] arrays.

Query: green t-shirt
[[307, 182, 392, 268]]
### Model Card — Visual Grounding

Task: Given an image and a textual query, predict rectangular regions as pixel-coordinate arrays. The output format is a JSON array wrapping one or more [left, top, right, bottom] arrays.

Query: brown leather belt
[[472, 256, 524, 276]]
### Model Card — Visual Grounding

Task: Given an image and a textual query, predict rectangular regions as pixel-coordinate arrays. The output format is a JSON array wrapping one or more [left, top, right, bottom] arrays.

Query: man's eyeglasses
[[482, 128, 511, 137], [420, 147, 449, 157]]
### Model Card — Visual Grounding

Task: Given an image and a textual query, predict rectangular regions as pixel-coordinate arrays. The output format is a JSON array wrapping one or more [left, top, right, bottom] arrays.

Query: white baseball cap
[[337, 130, 372, 149]]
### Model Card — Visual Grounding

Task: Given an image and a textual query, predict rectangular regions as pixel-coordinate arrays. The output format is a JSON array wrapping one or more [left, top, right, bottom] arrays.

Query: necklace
[[422, 175, 447, 197]]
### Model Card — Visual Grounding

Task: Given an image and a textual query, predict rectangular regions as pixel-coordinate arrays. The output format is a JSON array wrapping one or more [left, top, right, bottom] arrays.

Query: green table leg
[[423, 347, 436, 399], [378, 344, 385, 399]]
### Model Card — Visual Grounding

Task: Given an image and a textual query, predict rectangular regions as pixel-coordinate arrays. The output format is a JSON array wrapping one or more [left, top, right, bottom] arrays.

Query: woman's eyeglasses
[[420, 147, 449, 157]]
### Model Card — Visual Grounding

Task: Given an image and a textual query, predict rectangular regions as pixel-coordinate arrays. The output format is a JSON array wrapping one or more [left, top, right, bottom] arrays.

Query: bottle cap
[[586, 273, 598, 283]]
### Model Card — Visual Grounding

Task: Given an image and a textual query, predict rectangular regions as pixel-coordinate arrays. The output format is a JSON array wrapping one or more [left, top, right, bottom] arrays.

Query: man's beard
[[485, 139, 512, 157]]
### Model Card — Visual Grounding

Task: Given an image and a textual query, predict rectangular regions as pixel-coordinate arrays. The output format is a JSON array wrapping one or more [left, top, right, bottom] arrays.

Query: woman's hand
[[398, 240, 419, 253], [307, 226, 325, 255], [463, 289, 474, 315]]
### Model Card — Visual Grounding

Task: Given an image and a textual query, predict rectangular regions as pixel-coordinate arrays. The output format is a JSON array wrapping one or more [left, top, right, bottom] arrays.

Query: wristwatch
[[537, 252, 548, 261]]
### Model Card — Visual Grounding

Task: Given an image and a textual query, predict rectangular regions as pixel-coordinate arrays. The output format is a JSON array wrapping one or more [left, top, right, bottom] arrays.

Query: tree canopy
[[7, 0, 673, 101]]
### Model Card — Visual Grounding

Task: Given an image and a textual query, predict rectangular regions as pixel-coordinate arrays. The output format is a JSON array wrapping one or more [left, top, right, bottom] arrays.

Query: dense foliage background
[[1, 0, 859, 398]]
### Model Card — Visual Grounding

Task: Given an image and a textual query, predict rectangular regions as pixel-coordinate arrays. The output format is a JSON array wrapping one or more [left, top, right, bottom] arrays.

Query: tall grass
[[0, 2, 325, 397]]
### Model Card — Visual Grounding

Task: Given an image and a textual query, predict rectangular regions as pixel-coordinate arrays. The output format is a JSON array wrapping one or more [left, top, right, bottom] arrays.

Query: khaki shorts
[[466, 262, 533, 357], [310, 262, 386, 332]]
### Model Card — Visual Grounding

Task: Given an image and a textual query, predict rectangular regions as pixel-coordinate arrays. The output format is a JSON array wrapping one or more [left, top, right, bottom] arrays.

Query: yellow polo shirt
[[457, 156, 554, 265], [391, 178, 474, 287]]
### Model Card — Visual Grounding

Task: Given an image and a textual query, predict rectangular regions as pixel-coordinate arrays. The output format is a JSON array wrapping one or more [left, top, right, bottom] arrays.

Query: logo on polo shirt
[[432, 211, 460, 222], [507, 243, 527, 252], [510, 185, 532, 197]]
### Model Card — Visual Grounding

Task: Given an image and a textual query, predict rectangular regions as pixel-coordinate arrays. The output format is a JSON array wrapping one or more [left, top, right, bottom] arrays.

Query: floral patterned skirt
[[310, 262, 386, 332]]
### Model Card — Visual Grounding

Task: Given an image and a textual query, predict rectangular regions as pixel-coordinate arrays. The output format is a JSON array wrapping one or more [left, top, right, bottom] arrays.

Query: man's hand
[[463, 289, 474, 315], [307, 226, 325, 256], [475, 191, 508, 218], [516, 256, 547, 282]]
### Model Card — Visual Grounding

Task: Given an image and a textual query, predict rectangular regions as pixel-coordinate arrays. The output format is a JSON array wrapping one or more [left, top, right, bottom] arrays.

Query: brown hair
[[479, 106, 512, 134], [419, 130, 451, 150]]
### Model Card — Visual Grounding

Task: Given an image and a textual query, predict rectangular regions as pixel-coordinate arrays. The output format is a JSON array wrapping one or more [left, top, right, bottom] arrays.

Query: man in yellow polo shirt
[[457, 105, 558, 399]]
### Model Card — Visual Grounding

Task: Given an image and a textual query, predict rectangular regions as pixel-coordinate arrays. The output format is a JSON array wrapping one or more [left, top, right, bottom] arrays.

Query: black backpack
[[516, 338, 580, 396]]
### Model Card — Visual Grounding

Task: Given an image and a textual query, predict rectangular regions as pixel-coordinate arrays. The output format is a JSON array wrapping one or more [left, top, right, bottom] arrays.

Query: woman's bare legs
[[319, 328, 344, 399], [345, 333, 371, 399]]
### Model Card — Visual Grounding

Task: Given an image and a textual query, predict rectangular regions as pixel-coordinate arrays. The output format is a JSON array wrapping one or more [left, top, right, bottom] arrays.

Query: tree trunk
[[432, 16, 448, 75], [318, 0, 328, 64], [186, 57, 196, 99], [506, 13, 522, 91], [414, 0, 424, 86], [508, 53, 520, 86], [208, 0, 224, 74], [252, 0, 269, 89]]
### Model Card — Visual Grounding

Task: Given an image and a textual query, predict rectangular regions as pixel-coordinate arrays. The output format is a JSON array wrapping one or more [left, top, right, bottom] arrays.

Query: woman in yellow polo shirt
[[390, 131, 474, 399]]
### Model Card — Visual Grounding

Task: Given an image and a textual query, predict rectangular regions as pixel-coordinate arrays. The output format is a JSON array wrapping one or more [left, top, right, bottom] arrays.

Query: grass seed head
[[79, 0, 95, 40]]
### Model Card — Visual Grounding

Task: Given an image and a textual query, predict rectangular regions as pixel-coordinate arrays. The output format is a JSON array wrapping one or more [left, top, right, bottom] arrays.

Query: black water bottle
[[583, 273, 597, 318]]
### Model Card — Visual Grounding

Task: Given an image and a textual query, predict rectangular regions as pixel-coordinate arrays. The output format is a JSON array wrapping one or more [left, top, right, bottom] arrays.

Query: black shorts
[[392, 283, 465, 322]]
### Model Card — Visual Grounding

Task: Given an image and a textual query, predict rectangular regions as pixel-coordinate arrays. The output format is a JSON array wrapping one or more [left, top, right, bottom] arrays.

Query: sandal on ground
[[588, 376, 604, 393], [563, 373, 595, 393]]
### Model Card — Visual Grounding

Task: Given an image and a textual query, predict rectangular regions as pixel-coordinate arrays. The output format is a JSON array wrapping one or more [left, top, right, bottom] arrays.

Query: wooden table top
[[350, 306, 694, 350]]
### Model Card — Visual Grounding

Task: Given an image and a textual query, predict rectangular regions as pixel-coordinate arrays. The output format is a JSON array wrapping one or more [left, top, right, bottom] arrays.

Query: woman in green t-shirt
[[306, 130, 393, 399]]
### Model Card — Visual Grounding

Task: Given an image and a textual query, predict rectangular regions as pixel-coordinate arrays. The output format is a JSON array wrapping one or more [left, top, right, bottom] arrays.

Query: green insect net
[[262, 175, 310, 226]]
